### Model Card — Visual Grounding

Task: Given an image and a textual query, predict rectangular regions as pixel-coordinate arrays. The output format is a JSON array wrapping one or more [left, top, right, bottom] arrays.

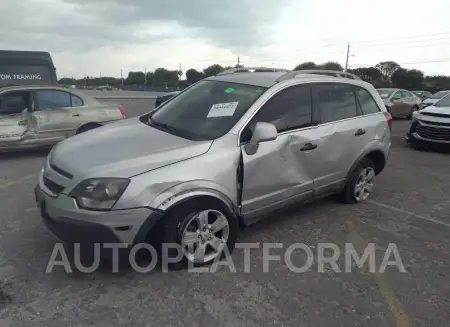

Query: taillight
[[384, 111, 392, 130], [117, 105, 126, 118]]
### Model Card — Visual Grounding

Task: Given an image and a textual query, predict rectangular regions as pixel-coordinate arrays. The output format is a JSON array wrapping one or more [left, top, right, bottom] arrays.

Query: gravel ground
[[0, 98, 448, 327]]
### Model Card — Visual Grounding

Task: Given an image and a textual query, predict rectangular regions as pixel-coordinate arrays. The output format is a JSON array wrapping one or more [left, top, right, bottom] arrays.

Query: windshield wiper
[[148, 115, 182, 135]]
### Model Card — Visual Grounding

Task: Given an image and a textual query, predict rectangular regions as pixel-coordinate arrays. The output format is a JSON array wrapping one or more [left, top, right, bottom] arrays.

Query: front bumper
[[406, 119, 450, 145], [35, 183, 163, 252]]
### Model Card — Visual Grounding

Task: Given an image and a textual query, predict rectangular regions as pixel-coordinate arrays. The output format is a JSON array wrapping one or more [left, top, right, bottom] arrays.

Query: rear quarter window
[[354, 87, 381, 115]]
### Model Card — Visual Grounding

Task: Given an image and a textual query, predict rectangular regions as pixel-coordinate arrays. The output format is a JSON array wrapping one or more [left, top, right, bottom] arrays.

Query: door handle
[[72, 113, 80, 117], [355, 129, 366, 136], [300, 142, 318, 151]]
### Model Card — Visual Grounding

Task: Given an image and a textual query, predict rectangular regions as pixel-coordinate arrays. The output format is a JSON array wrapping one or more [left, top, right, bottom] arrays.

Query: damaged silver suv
[[35, 68, 392, 268]]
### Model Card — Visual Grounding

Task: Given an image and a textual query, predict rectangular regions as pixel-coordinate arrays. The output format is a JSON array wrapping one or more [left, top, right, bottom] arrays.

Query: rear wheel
[[339, 158, 376, 204]]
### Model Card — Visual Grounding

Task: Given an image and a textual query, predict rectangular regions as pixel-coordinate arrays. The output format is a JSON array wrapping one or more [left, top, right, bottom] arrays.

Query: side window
[[0, 91, 29, 115], [36, 90, 71, 110], [402, 91, 412, 98], [315, 84, 358, 123], [247, 85, 313, 134], [71, 94, 84, 107], [354, 87, 380, 115], [392, 91, 402, 99]]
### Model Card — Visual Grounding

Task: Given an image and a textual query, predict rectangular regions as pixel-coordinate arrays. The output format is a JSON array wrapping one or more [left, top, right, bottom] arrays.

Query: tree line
[[58, 61, 450, 93]]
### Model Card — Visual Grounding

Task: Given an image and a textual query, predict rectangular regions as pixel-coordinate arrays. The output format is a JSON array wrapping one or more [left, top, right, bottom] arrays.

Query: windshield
[[429, 90, 450, 99], [148, 80, 267, 141], [377, 89, 394, 99], [434, 93, 450, 107]]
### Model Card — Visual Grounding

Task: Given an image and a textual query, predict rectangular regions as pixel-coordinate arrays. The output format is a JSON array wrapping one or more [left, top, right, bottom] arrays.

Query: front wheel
[[161, 199, 239, 270], [339, 158, 376, 204]]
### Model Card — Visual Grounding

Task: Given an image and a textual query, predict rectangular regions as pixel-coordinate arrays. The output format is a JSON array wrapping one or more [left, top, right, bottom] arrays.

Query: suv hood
[[419, 105, 450, 115], [50, 118, 212, 178], [422, 98, 439, 105]]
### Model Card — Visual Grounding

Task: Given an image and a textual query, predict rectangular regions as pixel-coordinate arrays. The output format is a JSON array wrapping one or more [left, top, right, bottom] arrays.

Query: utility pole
[[237, 57, 240, 67], [121, 69, 124, 89], [144, 68, 147, 86], [345, 43, 350, 71]]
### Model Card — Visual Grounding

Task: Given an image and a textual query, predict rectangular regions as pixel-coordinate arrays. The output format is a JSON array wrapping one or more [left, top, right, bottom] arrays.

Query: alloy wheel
[[180, 209, 230, 263], [354, 167, 375, 202]]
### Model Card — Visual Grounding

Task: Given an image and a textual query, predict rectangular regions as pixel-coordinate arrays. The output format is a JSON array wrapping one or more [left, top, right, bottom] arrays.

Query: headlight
[[70, 178, 130, 210]]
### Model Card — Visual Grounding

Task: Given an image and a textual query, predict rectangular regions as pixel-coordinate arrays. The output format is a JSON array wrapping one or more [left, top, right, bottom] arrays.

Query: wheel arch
[[345, 149, 387, 185], [154, 189, 238, 216], [75, 122, 102, 134]]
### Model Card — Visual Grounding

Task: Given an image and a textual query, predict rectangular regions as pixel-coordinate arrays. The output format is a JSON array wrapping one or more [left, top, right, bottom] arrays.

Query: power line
[[352, 41, 450, 53], [352, 36, 450, 48], [348, 57, 450, 68], [351, 32, 450, 44]]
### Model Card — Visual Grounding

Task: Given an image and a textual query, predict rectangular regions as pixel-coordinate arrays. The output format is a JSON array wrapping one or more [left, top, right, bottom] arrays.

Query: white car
[[407, 93, 450, 149], [420, 90, 450, 109]]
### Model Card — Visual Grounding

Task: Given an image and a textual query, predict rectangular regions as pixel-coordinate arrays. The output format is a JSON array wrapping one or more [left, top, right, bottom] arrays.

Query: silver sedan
[[377, 88, 421, 119], [0, 85, 126, 151]]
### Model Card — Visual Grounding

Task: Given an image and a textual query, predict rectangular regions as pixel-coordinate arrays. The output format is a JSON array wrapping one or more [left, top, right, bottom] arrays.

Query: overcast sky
[[3, 0, 450, 78]]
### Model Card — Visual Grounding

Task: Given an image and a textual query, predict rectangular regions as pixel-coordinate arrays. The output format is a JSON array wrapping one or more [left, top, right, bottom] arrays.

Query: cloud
[[63, 0, 290, 49], [3, 0, 450, 77], [0, 0, 288, 53]]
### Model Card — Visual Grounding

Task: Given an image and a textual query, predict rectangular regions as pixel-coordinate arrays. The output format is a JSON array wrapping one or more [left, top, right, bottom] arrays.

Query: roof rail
[[276, 69, 361, 82], [217, 67, 290, 76]]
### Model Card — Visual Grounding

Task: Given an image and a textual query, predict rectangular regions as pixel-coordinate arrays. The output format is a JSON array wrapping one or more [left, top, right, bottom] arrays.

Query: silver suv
[[35, 68, 392, 268]]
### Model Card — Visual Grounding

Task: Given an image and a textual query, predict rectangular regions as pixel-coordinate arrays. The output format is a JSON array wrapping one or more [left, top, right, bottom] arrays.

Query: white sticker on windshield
[[380, 93, 389, 97], [207, 102, 239, 117]]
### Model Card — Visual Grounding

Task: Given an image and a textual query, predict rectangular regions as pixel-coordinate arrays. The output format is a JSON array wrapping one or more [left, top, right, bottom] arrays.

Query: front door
[[240, 84, 316, 220], [310, 83, 373, 194], [32, 89, 78, 142], [0, 90, 32, 145]]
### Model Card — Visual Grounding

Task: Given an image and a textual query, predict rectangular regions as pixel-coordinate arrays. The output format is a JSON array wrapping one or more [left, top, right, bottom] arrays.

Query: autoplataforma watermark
[[45, 242, 406, 274]]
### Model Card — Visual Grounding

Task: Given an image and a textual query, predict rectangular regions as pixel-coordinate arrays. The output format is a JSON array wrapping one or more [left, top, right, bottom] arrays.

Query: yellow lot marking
[[0, 174, 36, 190], [345, 219, 413, 327]]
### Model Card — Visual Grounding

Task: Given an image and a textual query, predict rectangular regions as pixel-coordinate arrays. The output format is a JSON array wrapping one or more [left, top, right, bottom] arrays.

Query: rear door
[[0, 91, 32, 144], [402, 90, 418, 109], [32, 89, 78, 142], [389, 90, 408, 117], [310, 83, 368, 192]]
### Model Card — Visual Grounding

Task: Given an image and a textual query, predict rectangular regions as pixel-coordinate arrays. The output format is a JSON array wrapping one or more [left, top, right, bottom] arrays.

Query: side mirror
[[244, 122, 278, 155]]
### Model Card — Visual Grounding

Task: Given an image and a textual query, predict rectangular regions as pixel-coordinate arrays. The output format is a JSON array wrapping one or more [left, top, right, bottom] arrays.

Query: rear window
[[0, 65, 53, 86]]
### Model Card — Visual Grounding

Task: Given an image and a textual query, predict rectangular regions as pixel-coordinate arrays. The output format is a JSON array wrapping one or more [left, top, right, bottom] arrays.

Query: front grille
[[43, 176, 64, 195], [420, 112, 450, 118], [416, 123, 450, 141], [418, 119, 450, 127]]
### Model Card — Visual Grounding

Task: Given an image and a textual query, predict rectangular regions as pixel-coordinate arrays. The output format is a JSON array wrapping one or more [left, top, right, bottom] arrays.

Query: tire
[[407, 106, 418, 119], [160, 199, 239, 270], [339, 158, 376, 204], [76, 123, 101, 134]]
